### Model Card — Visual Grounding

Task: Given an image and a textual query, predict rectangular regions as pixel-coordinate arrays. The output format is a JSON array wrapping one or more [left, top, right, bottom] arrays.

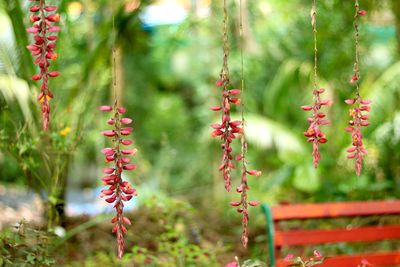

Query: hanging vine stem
[[313, 0, 318, 90], [345, 0, 370, 176], [231, 0, 262, 248], [99, 6, 139, 258], [211, 0, 243, 192], [113, 15, 118, 104], [301, 0, 330, 168]]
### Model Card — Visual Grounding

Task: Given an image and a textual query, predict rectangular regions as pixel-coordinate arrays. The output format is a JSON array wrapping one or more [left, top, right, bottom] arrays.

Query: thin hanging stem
[[239, 0, 245, 126], [312, 0, 318, 90], [221, 0, 230, 84], [301, 0, 330, 168], [344, 0, 370, 176], [112, 14, 118, 107], [354, 0, 361, 98], [239, 0, 248, 248]]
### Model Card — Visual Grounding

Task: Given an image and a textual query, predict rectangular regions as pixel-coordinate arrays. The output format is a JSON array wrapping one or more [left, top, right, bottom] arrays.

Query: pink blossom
[[284, 254, 294, 262], [313, 250, 322, 258], [225, 262, 238, 267], [301, 88, 330, 168]]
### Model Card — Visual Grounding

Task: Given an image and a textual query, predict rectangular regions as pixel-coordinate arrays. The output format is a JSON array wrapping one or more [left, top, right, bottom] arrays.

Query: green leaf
[[293, 164, 320, 193]]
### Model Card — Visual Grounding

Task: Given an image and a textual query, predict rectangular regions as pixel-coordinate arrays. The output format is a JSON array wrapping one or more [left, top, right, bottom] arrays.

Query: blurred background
[[0, 0, 399, 266]]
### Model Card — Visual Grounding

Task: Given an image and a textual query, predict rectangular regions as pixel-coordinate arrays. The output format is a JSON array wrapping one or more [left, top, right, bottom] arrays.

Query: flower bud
[[99, 106, 113, 112], [48, 26, 61, 33], [120, 118, 133, 125], [48, 71, 60, 77], [301, 105, 313, 111], [248, 201, 260, 206], [230, 201, 241, 207], [102, 130, 116, 137], [44, 6, 57, 12], [30, 15, 40, 22], [215, 79, 224, 87], [123, 217, 131, 225], [47, 14, 60, 22], [27, 27, 39, 34], [103, 168, 115, 174], [358, 10, 367, 16], [247, 170, 262, 176], [345, 99, 355, 105], [210, 106, 222, 111], [47, 36, 58, 41], [123, 164, 137, 171], [121, 140, 133, 145], [117, 107, 126, 113], [228, 89, 241, 95], [30, 6, 40, 12]]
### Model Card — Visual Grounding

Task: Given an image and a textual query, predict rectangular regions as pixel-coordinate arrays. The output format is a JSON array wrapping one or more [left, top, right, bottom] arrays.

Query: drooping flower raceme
[[27, 0, 60, 130], [301, 88, 330, 168], [230, 149, 261, 247], [345, 98, 370, 176], [211, 84, 242, 192], [301, 0, 330, 168], [346, 1, 370, 176], [210, 0, 244, 192], [100, 104, 137, 258]]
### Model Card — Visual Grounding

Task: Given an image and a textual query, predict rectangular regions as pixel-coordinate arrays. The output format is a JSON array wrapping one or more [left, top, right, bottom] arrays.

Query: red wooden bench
[[261, 200, 400, 266]]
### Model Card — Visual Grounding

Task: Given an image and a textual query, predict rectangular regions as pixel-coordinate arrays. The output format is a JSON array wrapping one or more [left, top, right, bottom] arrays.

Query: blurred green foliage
[[0, 0, 400, 264], [0, 222, 55, 266]]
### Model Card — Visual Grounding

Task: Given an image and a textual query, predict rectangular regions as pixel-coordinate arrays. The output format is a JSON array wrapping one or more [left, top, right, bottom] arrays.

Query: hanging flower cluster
[[301, 0, 330, 168], [346, 1, 369, 176], [230, 147, 261, 247], [211, 0, 262, 247], [211, 84, 242, 192], [100, 104, 138, 258], [301, 89, 330, 168], [27, 0, 60, 130], [210, 0, 243, 192], [345, 98, 370, 176]]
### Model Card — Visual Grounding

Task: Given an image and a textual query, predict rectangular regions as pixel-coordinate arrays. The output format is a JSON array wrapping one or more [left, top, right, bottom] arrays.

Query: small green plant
[[225, 256, 267, 267], [124, 197, 220, 266], [0, 222, 55, 266], [284, 250, 326, 267]]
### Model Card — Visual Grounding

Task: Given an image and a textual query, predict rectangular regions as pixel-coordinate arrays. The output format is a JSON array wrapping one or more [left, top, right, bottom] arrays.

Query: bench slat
[[275, 225, 400, 246], [272, 200, 400, 221], [276, 251, 400, 267]]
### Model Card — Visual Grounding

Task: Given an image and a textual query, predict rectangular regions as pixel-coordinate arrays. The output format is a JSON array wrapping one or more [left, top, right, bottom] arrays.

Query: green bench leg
[[261, 203, 276, 267]]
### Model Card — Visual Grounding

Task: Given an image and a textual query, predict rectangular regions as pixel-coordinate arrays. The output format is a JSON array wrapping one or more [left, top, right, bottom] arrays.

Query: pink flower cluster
[[26, 0, 60, 130], [210, 81, 243, 192], [229, 171, 261, 247], [345, 97, 370, 176], [100, 105, 138, 258], [301, 88, 330, 168]]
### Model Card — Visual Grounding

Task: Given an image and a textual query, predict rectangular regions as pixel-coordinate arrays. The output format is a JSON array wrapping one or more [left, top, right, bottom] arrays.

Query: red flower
[[26, 0, 60, 130], [100, 105, 138, 258]]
